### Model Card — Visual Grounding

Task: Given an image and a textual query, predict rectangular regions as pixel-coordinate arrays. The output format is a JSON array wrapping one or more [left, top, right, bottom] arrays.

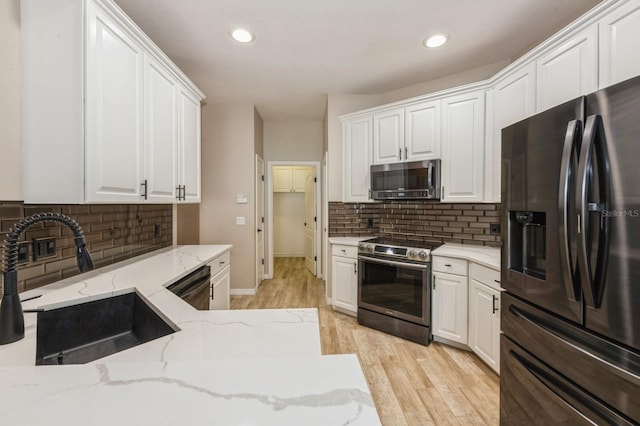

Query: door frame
[[266, 160, 322, 279], [255, 154, 265, 291]]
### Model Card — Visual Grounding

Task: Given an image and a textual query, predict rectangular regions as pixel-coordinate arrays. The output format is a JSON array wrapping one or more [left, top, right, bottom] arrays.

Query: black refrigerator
[[501, 75, 640, 425]]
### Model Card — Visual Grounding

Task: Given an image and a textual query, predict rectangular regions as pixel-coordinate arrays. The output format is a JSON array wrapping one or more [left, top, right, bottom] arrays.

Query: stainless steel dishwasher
[[167, 266, 211, 310]]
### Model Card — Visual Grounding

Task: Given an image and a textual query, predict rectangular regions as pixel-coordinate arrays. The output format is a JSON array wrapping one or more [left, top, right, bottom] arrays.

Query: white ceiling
[[114, 0, 602, 120]]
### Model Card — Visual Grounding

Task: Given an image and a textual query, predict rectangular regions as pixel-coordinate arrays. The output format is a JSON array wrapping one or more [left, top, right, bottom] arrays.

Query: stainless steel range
[[357, 238, 441, 345]]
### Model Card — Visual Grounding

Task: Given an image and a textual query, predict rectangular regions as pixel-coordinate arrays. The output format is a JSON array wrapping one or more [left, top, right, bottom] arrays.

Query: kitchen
[[2, 0, 640, 424]]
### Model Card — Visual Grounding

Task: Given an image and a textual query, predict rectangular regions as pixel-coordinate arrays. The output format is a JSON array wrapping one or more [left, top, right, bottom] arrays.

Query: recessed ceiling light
[[231, 28, 255, 43], [424, 34, 448, 48]]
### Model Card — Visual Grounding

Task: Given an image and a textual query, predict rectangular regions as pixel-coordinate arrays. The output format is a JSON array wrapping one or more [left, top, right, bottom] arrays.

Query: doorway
[[266, 161, 322, 280]]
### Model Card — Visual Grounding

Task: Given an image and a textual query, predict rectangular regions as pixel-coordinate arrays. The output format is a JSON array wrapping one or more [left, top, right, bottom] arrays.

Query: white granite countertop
[[328, 236, 375, 246], [0, 245, 380, 425], [432, 243, 501, 270]]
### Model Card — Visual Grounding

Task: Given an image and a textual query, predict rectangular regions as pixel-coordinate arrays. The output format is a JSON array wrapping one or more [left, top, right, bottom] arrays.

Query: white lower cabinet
[[432, 256, 468, 345], [468, 263, 502, 374], [331, 244, 358, 316], [209, 251, 231, 310]]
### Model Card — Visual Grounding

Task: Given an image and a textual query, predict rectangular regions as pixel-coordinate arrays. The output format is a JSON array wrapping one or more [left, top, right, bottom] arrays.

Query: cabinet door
[[85, 3, 145, 202], [441, 90, 485, 203], [178, 87, 202, 202], [144, 56, 178, 202], [469, 279, 500, 373], [210, 265, 230, 310], [599, 0, 640, 88], [332, 255, 358, 315], [273, 167, 293, 192], [432, 271, 468, 344], [487, 64, 536, 202], [293, 167, 310, 192], [536, 26, 598, 112], [343, 117, 373, 202], [405, 100, 441, 161], [373, 108, 405, 164]]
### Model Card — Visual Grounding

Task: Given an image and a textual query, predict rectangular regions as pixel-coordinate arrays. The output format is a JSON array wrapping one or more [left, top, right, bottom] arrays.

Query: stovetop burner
[[358, 238, 442, 263]]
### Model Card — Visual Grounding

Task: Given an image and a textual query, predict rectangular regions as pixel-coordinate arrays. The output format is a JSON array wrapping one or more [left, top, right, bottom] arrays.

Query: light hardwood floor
[[231, 257, 500, 426]]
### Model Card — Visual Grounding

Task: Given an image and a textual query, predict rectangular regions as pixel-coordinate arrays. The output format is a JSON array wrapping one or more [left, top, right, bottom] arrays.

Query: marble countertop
[[0, 245, 380, 425], [432, 243, 501, 270]]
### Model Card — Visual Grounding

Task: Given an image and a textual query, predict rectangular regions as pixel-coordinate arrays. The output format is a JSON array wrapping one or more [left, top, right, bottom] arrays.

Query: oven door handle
[[359, 255, 429, 270]]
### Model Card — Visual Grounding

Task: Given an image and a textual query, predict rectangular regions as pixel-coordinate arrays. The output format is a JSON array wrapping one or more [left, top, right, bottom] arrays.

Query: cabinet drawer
[[332, 244, 357, 258], [208, 251, 231, 276], [470, 262, 501, 290], [433, 256, 468, 275]]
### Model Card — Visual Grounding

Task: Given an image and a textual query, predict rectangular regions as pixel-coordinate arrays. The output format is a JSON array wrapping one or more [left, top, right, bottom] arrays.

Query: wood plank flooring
[[231, 257, 499, 426]]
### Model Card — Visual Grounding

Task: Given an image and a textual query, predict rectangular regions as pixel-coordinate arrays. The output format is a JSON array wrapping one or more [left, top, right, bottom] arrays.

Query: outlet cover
[[33, 237, 56, 261], [17, 242, 29, 264], [490, 223, 501, 235], [235, 216, 245, 225]]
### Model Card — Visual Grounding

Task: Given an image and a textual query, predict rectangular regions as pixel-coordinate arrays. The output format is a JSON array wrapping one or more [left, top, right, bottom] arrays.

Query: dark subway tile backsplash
[[1, 202, 172, 294], [329, 201, 501, 248]]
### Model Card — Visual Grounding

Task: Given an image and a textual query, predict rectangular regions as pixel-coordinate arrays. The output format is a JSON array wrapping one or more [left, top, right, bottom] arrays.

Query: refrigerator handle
[[558, 119, 581, 302], [577, 115, 610, 309]]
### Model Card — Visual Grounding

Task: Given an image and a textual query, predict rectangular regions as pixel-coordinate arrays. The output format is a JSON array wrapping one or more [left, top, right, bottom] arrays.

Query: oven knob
[[418, 250, 428, 259], [409, 250, 418, 258]]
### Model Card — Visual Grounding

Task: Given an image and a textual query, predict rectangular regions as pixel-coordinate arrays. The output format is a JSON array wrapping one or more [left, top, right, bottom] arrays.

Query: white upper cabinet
[[373, 108, 405, 164], [273, 167, 310, 193], [144, 56, 178, 203], [85, 3, 145, 202], [178, 87, 202, 202], [486, 63, 536, 202], [372, 103, 440, 165], [536, 26, 598, 112], [598, 0, 640, 88], [441, 90, 485, 203], [20, 0, 204, 204], [405, 100, 441, 162], [343, 116, 373, 202]]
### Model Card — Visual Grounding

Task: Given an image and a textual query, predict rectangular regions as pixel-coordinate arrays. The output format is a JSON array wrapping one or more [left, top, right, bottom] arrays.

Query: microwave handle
[[427, 163, 433, 189]]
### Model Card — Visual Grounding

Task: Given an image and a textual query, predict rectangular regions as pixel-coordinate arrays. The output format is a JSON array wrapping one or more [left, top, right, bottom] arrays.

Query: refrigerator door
[[502, 293, 640, 422], [583, 75, 640, 351], [501, 98, 584, 323], [501, 335, 636, 426]]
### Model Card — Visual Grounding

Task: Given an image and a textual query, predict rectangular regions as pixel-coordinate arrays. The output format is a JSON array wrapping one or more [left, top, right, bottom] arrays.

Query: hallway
[[231, 257, 499, 426]]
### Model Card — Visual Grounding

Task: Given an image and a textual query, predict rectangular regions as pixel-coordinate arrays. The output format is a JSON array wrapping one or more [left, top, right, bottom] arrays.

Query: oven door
[[358, 255, 430, 325]]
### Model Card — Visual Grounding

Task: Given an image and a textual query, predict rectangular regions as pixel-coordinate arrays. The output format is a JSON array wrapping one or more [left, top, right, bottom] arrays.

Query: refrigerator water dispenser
[[508, 211, 546, 280]]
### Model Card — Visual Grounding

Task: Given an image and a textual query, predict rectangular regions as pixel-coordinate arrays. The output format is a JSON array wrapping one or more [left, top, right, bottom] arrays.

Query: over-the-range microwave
[[370, 159, 441, 200]]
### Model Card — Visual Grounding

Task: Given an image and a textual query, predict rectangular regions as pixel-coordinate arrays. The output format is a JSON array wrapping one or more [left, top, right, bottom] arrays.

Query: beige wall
[[326, 94, 382, 202], [200, 103, 257, 290], [263, 121, 324, 162], [254, 107, 264, 158], [273, 192, 305, 256], [0, 0, 22, 201]]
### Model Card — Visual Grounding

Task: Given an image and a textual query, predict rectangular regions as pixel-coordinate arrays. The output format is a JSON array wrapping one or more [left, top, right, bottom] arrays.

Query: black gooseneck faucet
[[0, 212, 94, 345]]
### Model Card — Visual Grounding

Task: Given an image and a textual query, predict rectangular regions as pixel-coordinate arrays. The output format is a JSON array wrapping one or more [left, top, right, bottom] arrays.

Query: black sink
[[35, 292, 176, 365]]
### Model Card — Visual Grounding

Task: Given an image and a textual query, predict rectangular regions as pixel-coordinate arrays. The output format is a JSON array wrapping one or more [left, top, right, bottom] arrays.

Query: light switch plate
[[236, 216, 245, 225]]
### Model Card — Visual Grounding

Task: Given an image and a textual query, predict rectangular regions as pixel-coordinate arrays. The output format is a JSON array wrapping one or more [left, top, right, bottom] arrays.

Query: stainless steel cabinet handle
[[341, 249, 346, 253], [445, 264, 452, 267], [354, 262, 357, 275], [432, 275, 436, 290], [141, 179, 148, 200], [404, 147, 408, 160], [492, 295, 499, 314], [220, 261, 225, 265], [399, 148, 402, 160]]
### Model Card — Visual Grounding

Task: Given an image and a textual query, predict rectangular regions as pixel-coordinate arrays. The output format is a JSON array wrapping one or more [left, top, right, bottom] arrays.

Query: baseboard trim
[[230, 288, 257, 296]]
